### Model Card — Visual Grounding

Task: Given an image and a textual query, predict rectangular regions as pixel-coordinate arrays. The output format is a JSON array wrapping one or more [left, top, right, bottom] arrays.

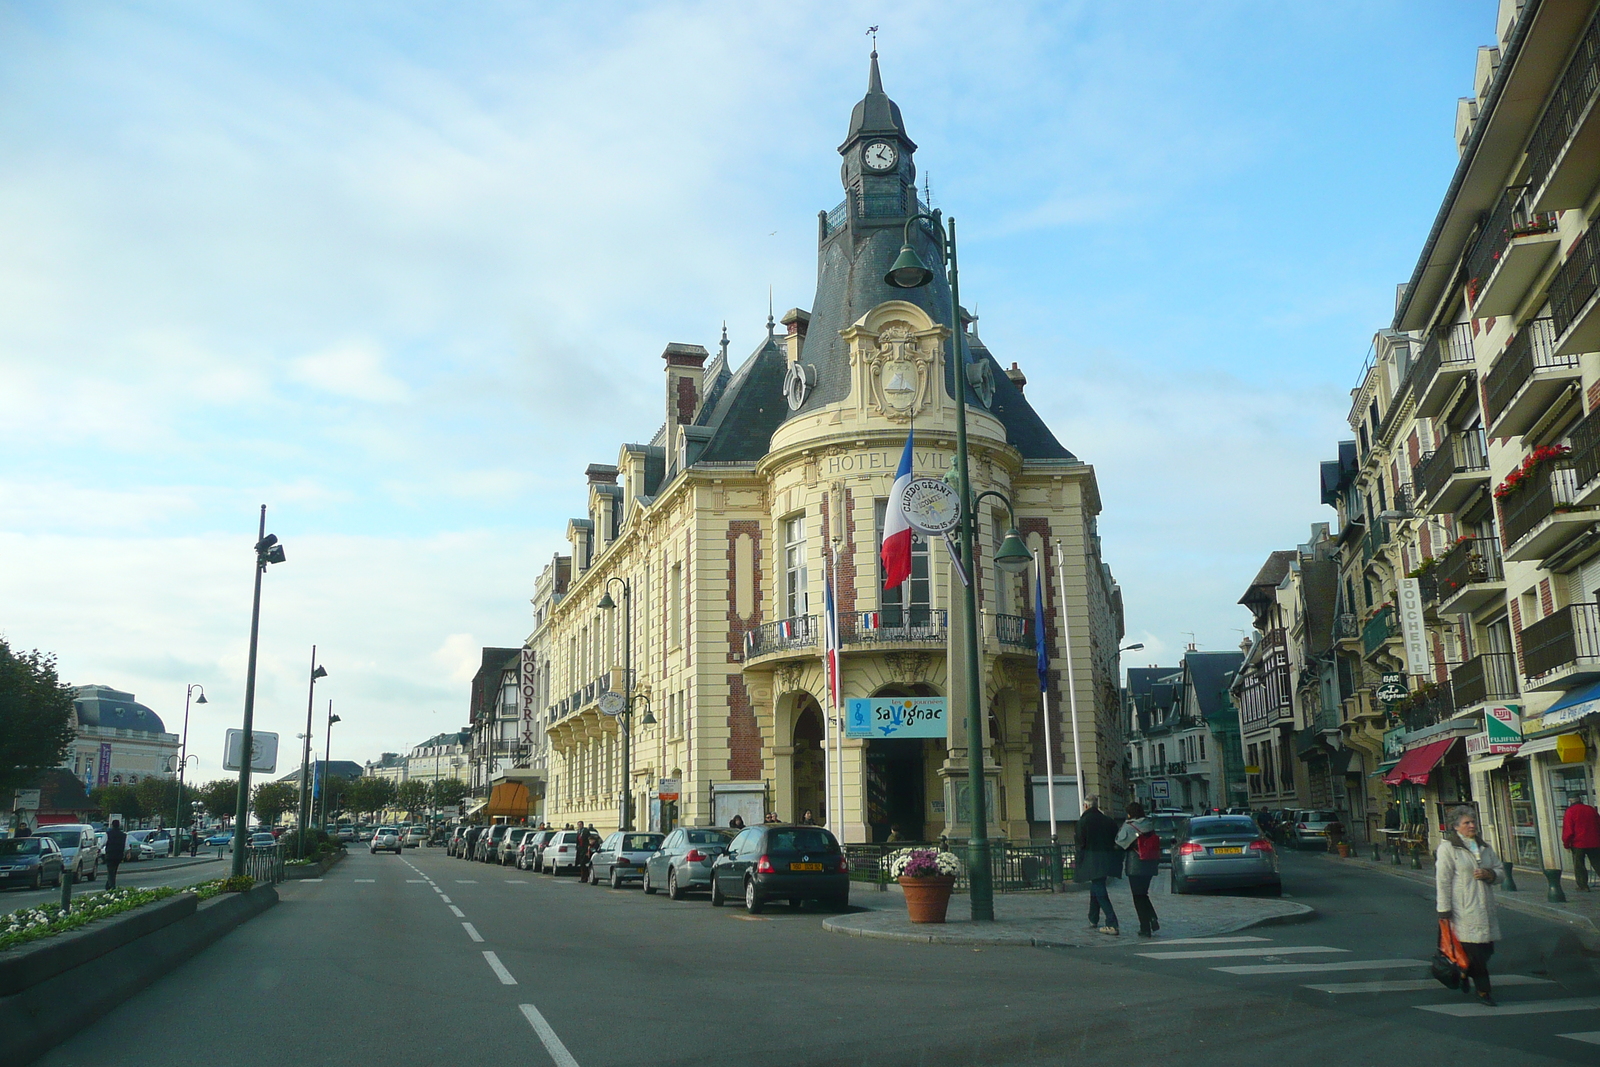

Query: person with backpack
[[1115, 801, 1162, 937]]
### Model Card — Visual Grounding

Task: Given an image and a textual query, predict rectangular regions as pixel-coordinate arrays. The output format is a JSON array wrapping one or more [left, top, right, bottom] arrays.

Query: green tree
[[195, 779, 240, 821], [135, 776, 180, 822], [320, 775, 348, 820], [251, 782, 297, 826], [345, 776, 396, 820], [91, 784, 142, 822], [0, 639, 77, 800], [396, 779, 430, 819], [430, 778, 469, 810]]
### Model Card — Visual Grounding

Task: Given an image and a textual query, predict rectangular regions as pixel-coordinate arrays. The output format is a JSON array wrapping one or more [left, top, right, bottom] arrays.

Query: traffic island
[[823, 879, 1313, 947], [283, 846, 347, 880]]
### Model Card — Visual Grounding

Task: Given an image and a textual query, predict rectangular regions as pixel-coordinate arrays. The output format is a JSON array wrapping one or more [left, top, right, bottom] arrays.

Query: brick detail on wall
[[1588, 380, 1600, 413], [1018, 516, 1060, 776], [818, 487, 860, 617], [1510, 599, 1526, 674], [726, 673, 761, 779], [725, 519, 763, 663], [675, 375, 697, 425], [1540, 578, 1554, 616]]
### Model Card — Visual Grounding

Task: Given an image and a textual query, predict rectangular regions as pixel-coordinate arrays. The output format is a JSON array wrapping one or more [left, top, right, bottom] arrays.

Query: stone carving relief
[[885, 652, 932, 684], [866, 322, 933, 422]]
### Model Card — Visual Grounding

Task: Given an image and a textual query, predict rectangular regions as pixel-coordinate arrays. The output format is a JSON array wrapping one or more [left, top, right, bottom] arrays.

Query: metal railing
[[1525, 7, 1600, 198], [843, 840, 1076, 893], [1434, 536, 1503, 602], [1362, 520, 1389, 565], [1570, 404, 1600, 490], [1415, 430, 1488, 507], [743, 615, 819, 658], [841, 609, 948, 645], [1522, 602, 1600, 681], [245, 843, 286, 885], [1362, 606, 1397, 657], [993, 614, 1035, 649], [1485, 317, 1567, 425], [1399, 681, 1454, 733], [1451, 651, 1519, 707], [825, 199, 848, 234], [1412, 321, 1476, 397], [1499, 460, 1580, 549], [1551, 217, 1599, 341], [1465, 184, 1560, 302]]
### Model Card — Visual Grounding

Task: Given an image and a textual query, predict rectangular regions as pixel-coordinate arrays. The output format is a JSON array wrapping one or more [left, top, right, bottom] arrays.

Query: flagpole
[[1052, 539, 1086, 816], [831, 543, 845, 842], [1036, 551, 1058, 839]]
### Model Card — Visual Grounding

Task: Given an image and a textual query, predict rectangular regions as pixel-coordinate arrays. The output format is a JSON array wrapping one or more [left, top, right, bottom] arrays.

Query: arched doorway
[[792, 698, 826, 825], [865, 683, 942, 843]]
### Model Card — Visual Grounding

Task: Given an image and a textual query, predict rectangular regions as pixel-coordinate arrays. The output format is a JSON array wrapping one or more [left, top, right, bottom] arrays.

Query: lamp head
[[195, 692, 208, 704], [641, 708, 657, 725], [1121, 642, 1145, 652], [597, 591, 616, 611], [993, 528, 1032, 574], [884, 244, 935, 289], [264, 543, 286, 565], [329, 714, 342, 725], [312, 665, 328, 680]]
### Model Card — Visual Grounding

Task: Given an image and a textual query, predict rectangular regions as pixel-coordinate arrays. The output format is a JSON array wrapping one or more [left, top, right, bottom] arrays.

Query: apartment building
[[1125, 651, 1245, 813]]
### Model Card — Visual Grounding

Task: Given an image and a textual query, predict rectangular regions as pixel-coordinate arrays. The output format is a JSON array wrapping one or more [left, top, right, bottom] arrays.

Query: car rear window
[[622, 834, 662, 851], [684, 830, 734, 845], [1301, 811, 1337, 822], [0, 839, 41, 855], [766, 828, 839, 852], [1187, 818, 1258, 838], [36, 831, 82, 847], [1149, 816, 1187, 831]]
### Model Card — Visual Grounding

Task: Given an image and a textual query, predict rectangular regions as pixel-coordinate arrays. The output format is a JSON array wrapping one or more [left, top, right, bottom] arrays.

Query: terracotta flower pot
[[1337, 843, 1350, 858], [899, 874, 957, 923]]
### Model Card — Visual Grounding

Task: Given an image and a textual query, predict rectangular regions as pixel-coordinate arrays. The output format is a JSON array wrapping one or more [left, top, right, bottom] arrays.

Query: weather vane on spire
[[867, 25, 878, 54]]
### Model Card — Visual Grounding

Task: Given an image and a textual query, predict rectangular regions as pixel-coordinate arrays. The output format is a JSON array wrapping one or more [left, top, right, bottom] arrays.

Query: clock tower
[[839, 51, 919, 228]]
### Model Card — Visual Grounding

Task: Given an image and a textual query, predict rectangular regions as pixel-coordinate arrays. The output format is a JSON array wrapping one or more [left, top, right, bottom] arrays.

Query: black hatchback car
[[708, 825, 849, 913]]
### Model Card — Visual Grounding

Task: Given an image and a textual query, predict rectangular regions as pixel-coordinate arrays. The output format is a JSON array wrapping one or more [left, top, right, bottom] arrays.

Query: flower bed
[[0, 887, 179, 953]]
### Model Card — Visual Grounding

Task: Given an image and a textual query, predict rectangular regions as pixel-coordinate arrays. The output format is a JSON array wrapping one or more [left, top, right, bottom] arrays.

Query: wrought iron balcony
[[743, 615, 819, 660], [1550, 216, 1600, 357], [1434, 536, 1505, 614], [1415, 430, 1489, 515], [1362, 520, 1390, 567], [1398, 680, 1455, 734], [1451, 651, 1519, 708], [1484, 317, 1574, 436], [841, 609, 948, 645], [1525, 7, 1600, 211], [1500, 459, 1598, 561], [1522, 602, 1600, 690], [1465, 184, 1561, 317], [1412, 322, 1477, 418], [992, 613, 1036, 650]]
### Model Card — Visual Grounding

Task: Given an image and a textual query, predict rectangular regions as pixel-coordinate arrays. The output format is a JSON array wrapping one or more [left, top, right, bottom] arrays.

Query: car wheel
[[52, 867, 62, 888], [30, 869, 40, 890], [743, 878, 763, 914], [667, 868, 683, 901], [643, 869, 657, 895], [610, 868, 623, 889], [789, 898, 803, 910], [88, 863, 97, 882]]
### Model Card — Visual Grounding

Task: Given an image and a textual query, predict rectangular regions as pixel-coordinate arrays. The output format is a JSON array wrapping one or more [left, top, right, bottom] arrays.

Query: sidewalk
[[1312, 849, 1600, 952], [823, 877, 1314, 948]]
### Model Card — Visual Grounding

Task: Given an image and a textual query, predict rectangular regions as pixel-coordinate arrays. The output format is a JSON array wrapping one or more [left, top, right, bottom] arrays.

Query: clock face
[[862, 141, 898, 171]]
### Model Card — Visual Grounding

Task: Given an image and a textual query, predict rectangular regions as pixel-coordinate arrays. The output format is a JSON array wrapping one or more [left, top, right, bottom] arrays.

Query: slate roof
[[692, 333, 791, 464], [72, 685, 167, 735], [1300, 558, 1339, 656], [1238, 550, 1297, 607], [277, 760, 365, 785], [1183, 651, 1245, 721]]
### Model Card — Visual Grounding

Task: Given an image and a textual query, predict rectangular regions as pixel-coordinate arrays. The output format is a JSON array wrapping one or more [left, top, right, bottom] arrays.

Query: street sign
[[1376, 673, 1408, 704], [223, 729, 279, 773], [12, 789, 40, 811], [1149, 779, 1169, 799], [844, 697, 947, 738]]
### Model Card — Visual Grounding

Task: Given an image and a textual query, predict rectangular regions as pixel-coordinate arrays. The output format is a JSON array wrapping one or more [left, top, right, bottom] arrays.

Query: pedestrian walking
[[1073, 794, 1121, 935], [189, 829, 200, 856], [1562, 793, 1600, 891], [1115, 801, 1162, 937], [728, 814, 745, 830], [1436, 806, 1503, 1006], [104, 820, 126, 890]]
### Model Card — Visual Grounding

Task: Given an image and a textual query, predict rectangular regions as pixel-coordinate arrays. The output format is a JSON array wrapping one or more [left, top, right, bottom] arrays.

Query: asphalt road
[[1, 853, 226, 909], [27, 846, 1600, 1067]]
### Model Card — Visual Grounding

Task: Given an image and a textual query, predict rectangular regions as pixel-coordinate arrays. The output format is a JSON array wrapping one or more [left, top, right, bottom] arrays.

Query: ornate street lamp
[[297, 651, 329, 858], [598, 579, 656, 830], [173, 684, 206, 832]]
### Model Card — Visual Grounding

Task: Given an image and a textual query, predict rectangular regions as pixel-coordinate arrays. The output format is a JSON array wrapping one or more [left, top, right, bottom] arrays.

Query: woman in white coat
[[1435, 806, 1503, 1006]]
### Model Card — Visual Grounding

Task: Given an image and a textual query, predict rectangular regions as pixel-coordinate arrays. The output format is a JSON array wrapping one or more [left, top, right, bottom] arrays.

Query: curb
[[1, 883, 278, 1065], [283, 848, 348, 880], [821, 900, 1317, 947]]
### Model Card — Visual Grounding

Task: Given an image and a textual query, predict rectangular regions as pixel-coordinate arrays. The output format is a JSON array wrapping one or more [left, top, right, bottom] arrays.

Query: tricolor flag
[[1034, 560, 1049, 691], [824, 567, 841, 708], [880, 429, 915, 589]]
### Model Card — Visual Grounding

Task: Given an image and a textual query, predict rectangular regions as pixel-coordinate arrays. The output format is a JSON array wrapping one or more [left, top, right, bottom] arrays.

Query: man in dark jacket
[[104, 820, 127, 890], [1073, 795, 1121, 935], [1562, 794, 1600, 890]]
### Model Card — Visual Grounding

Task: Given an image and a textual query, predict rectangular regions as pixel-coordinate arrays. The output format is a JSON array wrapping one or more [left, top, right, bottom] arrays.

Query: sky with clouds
[[1, 0, 1497, 781]]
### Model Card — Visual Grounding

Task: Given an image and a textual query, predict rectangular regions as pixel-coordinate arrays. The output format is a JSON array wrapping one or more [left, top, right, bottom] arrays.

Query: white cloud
[[290, 340, 409, 403]]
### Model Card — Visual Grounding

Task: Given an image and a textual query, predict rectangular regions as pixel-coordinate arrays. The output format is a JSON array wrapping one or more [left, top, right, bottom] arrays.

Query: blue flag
[[1034, 562, 1048, 691]]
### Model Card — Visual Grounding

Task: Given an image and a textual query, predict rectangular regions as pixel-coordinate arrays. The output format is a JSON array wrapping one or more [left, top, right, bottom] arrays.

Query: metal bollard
[[1373, 840, 1382, 862], [1411, 843, 1423, 869], [1503, 862, 1517, 893], [1391, 840, 1402, 865], [1544, 868, 1568, 903]]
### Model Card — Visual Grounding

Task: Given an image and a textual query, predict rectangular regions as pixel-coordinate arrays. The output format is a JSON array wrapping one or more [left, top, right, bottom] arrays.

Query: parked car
[[1170, 815, 1280, 895], [517, 830, 555, 870], [403, 826, 427, 848], [540, 830, 584, 875], [475, 824, 512, 862], [370, 827, 403, 854], [205, 831, 233, 848], [587, 831, 663, 888], [496, 827, 531, 866], [143, 829, 179, 857], [708, 824, 849, 913], [0, 836, 64, 890], [1147, 813, 1189, 865], [34, 825, 100, 883], [644, 827, 737, 898], [1289, 810, 1341, 850], [122, 831, 158, 861], [448, 825, 472, 857], [459, 825, 483, 859]]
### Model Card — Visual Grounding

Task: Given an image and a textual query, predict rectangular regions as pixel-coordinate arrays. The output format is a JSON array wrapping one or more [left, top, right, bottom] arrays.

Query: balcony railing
[[1465, 185, 1560, 304], [1451, 651, 1519, 707], [1550, 218, 1599, 342], [1522, 602, 1600, 681], [743, 615, 819, 659], [1499, 459, 1580, 549], [992, 613, 1036, 650], [1399, 681, 1455, 734], [1525, 8, 1600, 201], [1415, 430, 1488, 509], [1484, 317, 1568, 426], [1362, 606, 1397, 657], [1434, 536, 1504, 602], [1412, 321, 1476, 397], [1362, 520, 1389, 565], [1570, 405, 1600, 490], [841, 609, 948, 645]]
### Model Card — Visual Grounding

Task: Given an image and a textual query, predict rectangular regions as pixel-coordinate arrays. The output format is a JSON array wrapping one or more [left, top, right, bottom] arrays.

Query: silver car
[[370, 827, 403, 854], [643, 827, 736, 899], [1170, 815, 1280, 895], [1289, 809, 1342, 850], [587, 831, 664, 887], [34, 825, 100, 883], [497, 827, 531, 866]]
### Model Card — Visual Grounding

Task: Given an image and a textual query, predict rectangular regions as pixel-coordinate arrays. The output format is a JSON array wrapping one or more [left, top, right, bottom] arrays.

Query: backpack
[[1135, 831, 1161, 862]]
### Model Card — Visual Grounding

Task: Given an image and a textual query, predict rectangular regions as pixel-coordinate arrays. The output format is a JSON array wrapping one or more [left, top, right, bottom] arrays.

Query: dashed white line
[[449, 905, 465, 917], [1137, 946, 1348, 960], [462, 922, 484, 942], [1417, 996, 1600, 1017], [354, 879, 376, 883], [298, 879, 324, 883], [456, 880, 478, 884], [440, 895, 452, 903], [1561, 1031, 1600, 1045], [519, 1003, 578, 1066], [504, 879, 528, 884], [483, 951, 518, 985], [406, 879, 426, 883]]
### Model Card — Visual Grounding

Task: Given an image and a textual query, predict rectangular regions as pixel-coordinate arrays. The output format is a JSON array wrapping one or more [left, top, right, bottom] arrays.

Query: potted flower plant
[[888, 847, 963, 923]]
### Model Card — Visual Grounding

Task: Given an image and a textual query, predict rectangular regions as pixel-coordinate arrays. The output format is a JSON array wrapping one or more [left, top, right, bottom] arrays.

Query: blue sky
[[0, 1, 1497, 778]]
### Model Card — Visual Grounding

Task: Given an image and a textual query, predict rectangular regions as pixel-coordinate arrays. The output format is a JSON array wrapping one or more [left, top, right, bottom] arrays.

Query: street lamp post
[[318, 705, 341, 832], [231, 505, 286, 878], [598, 577, 655, 831], [173, 684, 207, 832], [296, 648, 329, 859], [885, 213, 1031, 921]]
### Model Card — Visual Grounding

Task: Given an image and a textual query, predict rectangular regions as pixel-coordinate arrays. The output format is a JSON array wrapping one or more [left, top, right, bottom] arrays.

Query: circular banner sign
[[898, 477, 961, 534]]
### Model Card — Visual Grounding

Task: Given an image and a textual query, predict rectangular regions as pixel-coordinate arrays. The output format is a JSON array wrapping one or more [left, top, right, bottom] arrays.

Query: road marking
[[449, 905, 465, 917], [462, 922, 483, 942], [519, 1003, 578, 1066], [505, 880, 528, 884], [1560, 1031, 1600, 1045], [1304, 975, 1554, 994], [456, 880, 478, 884], [1146, 936, 1272, 947], [1417, 996, 1600, 1017], [298, 879, 324, 883], [354, 879, 376, 883], [440, 895, 452, 903], [1138, 946, 1348, 960], [406, 879, 426, 883], [1215, 959, 1422, 975], [482, 951, 517, 985]]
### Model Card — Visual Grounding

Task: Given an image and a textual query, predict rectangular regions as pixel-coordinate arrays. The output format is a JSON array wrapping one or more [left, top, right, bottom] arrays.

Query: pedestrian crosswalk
[[1130, 934, 1600, 1047]]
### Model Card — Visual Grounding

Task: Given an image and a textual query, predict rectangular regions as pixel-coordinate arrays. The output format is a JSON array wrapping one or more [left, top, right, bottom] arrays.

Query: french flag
[[881, 429, 914, 589]]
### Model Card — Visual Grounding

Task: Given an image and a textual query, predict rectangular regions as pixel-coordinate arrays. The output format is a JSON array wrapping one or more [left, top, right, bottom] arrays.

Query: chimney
[[1006, 362, 1027, 394], [1186, 642, 1198, 653], [782, 308, 811, 363], [1239, 636, 1252, 654], [661, 343, 709, 457], [584, 464, 618, 486]]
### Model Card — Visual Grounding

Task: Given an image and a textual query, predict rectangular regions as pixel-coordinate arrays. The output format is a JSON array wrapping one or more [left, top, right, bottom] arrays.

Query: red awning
[[1382, 737, 1458, 785]]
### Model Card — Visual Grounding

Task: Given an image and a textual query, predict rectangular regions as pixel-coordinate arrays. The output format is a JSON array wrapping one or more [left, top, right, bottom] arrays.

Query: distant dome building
[[68, 685, 180, 790]]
